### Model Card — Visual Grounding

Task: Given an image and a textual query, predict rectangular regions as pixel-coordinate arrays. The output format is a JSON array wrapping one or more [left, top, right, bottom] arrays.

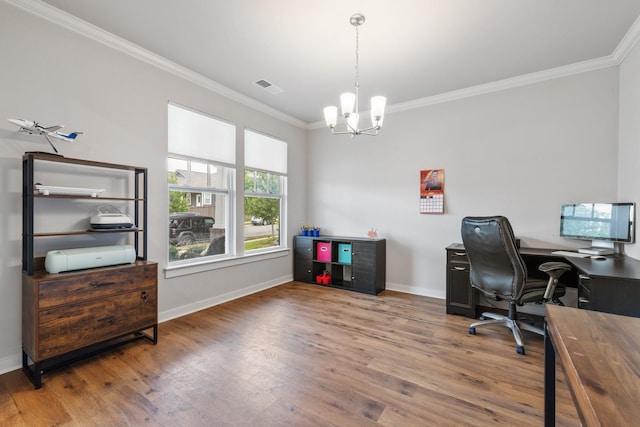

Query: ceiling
[[34, 1, 640, 125]]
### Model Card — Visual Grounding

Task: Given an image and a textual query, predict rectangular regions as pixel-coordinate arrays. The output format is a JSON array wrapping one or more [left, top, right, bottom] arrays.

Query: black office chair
[[461, 216, 570, 355]]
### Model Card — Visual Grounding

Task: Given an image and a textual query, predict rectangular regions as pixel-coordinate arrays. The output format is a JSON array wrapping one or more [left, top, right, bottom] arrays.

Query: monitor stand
[[578, 240, 616, 256]]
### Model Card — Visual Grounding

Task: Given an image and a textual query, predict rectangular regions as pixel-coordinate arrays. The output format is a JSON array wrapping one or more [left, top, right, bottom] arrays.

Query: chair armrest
[[539, 262, 571, 273], [539, 262, 571, 300]]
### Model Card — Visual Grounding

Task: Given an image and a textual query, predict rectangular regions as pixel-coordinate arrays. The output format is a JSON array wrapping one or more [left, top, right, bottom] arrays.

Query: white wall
[[308, 68, 621, 298], [618, 38, 640, 260], [0, 4, 307, 373]]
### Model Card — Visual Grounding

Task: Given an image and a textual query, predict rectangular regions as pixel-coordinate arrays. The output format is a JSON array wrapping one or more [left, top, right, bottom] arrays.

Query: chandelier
[[323, 13, 386, 137]]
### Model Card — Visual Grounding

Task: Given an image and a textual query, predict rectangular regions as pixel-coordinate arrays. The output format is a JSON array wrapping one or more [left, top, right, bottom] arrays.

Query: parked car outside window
[[250, 216, 269, 225], [169, 213, 215, 246]]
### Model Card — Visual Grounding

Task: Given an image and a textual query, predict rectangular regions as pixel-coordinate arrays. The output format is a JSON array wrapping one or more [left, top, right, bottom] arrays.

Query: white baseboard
[[0, 351, 21, 376], [385, 281, 446, 300], [159, 275, 292, 323]]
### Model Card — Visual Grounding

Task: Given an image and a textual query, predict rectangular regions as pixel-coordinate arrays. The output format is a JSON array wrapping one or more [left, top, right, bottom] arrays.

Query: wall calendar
[[420, 169, 444, 214]]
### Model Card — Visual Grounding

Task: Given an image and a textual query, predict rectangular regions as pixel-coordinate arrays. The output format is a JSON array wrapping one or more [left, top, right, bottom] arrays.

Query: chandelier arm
[[330, 128, 356, 136], [330, 125, 379, 136], [355, 121, 380, 132], [356, 124, 380, 134]]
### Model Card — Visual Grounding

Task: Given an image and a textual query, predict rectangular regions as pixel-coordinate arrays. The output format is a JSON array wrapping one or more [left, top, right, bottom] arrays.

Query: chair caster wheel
[[516, 346, 525, 355], [468, 327, 476, 335]]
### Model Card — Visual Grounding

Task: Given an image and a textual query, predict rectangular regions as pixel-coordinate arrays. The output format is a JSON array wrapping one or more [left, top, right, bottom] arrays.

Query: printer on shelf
[[90, 204, 134, 229]]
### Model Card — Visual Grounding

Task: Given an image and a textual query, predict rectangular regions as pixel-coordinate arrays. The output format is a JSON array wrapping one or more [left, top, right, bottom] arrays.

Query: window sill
[[164, 248, 290, 279]]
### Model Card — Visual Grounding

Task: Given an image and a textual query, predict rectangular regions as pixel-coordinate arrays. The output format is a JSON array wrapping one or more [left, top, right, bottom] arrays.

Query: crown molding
[[387, 56, 617, 115], [5, 0, 307, 129], [612, 14, 640, 63], [308, 56, 617, 130]]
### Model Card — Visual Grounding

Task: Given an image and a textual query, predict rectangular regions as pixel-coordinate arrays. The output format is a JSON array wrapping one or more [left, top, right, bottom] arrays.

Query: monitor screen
[[560, 202, 635, 243]]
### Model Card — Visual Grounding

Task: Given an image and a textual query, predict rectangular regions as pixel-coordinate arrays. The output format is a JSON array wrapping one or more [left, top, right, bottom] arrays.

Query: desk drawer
[[446, 247, 476, 317], [578, 274, 593, 310], [447, 250, 469, 264]]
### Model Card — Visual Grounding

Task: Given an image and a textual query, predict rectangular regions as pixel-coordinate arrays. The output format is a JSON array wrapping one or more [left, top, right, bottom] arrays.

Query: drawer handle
[[141, 291, 149, 302], [578, 297, 590, 304], [454, 252, 467, 256], [90, 281, 116, 288], [454, 266, 467, 271], [578, 274, 591, 281]]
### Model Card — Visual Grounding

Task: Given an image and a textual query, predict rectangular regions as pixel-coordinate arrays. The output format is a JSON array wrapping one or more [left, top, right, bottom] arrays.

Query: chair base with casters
[[469, 302, 544, 355], [468, 261, 570, 355]]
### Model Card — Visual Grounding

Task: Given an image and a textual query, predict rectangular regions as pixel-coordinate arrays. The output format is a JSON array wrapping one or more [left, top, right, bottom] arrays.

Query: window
[[168, 103, 235, 265], [167, 103, 288, 270], [244, 129, 287, 252]]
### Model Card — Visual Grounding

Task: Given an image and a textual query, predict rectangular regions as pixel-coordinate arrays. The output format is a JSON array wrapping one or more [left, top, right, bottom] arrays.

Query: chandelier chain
[[354, 25, 360, 113]]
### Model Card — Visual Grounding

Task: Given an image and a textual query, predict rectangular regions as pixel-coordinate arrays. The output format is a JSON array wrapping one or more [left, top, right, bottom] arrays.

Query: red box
[[316, 242, 331, 261], [316, 272, 331, 285]]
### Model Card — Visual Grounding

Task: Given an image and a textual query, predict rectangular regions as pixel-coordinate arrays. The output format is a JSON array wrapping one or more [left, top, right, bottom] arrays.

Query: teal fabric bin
[[338, 243, 352, 264]]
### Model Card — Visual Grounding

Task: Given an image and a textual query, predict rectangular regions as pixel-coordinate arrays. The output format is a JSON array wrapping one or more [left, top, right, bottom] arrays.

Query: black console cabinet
[[293, 235, 386, 295]]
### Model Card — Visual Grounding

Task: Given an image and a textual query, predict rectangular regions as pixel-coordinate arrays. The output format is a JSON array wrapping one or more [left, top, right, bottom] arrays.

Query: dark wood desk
[[446, 244, 640, 318], [544, 305, 640, 426]]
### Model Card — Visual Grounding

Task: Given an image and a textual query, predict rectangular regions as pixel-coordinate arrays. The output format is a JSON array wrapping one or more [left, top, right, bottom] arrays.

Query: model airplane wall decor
[[7, 118, 83, 154]]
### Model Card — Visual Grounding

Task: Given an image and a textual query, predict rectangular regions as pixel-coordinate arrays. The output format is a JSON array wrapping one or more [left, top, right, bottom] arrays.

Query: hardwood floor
[[0, 282, 580, 426]]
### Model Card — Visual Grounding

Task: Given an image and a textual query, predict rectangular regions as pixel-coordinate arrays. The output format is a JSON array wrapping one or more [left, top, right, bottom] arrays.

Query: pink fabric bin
[[316, 242, 331, 262]]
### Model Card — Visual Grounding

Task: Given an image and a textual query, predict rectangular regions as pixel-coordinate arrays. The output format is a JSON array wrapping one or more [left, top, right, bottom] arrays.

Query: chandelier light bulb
[[340, 92, 356, 117], [371, 110, 384, 128], [370, 96, 386, 127], [323, 106, 338, 128]]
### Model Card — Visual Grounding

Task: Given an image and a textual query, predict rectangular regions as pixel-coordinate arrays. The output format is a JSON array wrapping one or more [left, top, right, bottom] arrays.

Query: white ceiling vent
[[254, 79, 284, 95]]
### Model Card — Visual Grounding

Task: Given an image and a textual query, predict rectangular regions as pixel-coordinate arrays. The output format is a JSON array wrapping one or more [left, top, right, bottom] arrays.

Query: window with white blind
[[244, 129, 287, 252], [168, 103, 235, 265]]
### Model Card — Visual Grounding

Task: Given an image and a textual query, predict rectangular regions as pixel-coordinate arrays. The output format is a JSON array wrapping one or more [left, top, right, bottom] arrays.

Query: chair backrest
[[461, 216, 527, 300]]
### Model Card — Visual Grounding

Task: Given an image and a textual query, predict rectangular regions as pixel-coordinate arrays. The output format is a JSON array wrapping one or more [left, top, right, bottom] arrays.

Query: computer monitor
[[560, 202, 635, 254]]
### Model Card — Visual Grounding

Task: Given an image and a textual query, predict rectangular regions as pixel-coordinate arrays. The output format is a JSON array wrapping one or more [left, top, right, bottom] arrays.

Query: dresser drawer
[[37, 263, 157, 309], [37, 286, 157, 359]]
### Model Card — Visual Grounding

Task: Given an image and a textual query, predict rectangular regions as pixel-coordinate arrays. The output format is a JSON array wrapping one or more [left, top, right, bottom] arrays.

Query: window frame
[[165, 104, 289, 278], [243, 128, 288, 255]]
